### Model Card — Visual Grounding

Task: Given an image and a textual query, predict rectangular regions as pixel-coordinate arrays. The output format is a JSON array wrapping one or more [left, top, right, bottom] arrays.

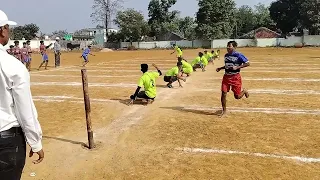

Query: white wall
[[304, 35, 320, 46], [120, 40, 210, 49]]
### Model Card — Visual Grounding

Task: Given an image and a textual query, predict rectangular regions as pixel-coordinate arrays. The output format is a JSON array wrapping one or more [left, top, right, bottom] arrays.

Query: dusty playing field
[[21, 48, 320, 180]]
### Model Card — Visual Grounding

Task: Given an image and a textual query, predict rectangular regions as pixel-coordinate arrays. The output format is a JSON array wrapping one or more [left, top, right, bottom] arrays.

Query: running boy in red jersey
[[26, 40, 32, 71], [37, 41, 51, 70], [216, 41, 250, 117]]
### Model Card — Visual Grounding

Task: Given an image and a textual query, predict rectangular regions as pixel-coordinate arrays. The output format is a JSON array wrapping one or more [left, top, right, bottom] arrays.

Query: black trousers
[[0, 127, 26, 180]]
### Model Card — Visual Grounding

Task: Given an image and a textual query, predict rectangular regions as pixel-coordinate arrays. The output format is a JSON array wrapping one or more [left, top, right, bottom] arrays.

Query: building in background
[[240, 27, 281, 39]]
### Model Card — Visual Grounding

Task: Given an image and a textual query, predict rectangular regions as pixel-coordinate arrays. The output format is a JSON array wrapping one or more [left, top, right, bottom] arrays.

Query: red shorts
[[221, 73, 242, 95]]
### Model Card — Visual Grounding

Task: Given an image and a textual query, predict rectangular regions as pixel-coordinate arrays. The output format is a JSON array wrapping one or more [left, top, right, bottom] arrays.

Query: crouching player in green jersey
[[128, 64, 162, 106]]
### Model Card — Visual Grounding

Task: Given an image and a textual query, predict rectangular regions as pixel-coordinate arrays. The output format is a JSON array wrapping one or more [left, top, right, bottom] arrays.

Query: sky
[[2, 0, 273, 33]]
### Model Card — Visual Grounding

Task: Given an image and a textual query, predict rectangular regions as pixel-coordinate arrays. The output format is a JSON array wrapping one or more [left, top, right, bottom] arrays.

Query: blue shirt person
[[81, 45, 95, 67]]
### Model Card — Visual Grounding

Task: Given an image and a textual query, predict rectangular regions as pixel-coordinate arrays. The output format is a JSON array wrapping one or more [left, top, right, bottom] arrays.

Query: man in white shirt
[[0, 10, 44, 180], [53, 37, 61, 68]]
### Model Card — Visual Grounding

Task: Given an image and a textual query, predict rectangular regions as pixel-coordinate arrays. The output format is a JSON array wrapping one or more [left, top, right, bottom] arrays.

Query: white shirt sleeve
[[11, 66, 43, 152]]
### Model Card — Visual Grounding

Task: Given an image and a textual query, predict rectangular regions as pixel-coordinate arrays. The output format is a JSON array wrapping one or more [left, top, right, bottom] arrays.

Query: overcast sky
[[2, 0, 273, 33]]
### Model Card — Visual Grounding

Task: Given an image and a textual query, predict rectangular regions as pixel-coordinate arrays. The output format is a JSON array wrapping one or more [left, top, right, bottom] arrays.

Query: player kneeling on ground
[[164, 61, 186, 88], [191, 52, 206, 72], [216, 41, 250, 117], [204, 50, 214, 64], [178, 57, 193, 77], [128, 64, 162, 105]]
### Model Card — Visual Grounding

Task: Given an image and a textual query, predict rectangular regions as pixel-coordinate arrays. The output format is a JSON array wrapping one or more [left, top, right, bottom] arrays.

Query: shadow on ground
[[43, 136, 88, 148], [111, 98, 148, 106], [161, 106, 221, 116]]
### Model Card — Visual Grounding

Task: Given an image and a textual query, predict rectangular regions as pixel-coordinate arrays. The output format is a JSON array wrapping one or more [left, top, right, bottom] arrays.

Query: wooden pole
[[81, 69, 94, 149]]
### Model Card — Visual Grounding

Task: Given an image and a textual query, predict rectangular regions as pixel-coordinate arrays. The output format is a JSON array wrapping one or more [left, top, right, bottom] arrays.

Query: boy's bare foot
[[244, 89, 250, 98], [218, 110, 227, 118]]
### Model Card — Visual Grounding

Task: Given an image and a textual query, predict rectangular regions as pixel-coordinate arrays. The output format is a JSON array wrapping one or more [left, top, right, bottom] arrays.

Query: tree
[[51, 30, 68, 38], [196, 0, 236, 40], [254, 3, 274, 28], [91, 0, 124, 40], [11, 23, 40, 40], [178, 16, 196, 40], [234, 5, 257, 37], [114, 9, 150, 42], [299, 0, 320, 35], [269, 0, 301, 35], [148, 0, 179, 39]]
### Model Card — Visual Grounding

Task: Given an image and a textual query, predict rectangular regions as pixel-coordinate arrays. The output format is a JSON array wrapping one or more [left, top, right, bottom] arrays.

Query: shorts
[[42, 54, 48, 61], [137, 91, 155, 100], [164, 76, 177, 82], [24, 57, 31, 63], [182, 68, 193, 74], [221, 73, 242, 96], [82, 55, 88, 62]]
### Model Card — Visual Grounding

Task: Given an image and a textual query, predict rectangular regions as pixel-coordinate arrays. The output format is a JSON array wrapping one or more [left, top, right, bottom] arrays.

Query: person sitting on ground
[[191, 52, 205, 72], [177, 57, 193, 77], [213, 49, 220, 60], [170, 44, 183, 58], [204, 50, 214, 64], [164, 61, 186, 88], [200, 52, 208, 71], [128, 64, 162, 105]]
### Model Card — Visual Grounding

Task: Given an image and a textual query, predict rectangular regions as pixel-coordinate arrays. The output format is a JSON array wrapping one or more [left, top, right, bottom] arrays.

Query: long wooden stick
[[81, 69, 94, 149]]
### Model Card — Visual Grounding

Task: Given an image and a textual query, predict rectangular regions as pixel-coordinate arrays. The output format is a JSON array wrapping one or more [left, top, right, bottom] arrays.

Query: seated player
[[6, 45, 14, 55], [191, 52, 205, 72], [81, 45, 95, 67], [204, 50, 214, 64], [178, 57, 193, 77], [213, 49, 220, 60], [200, 53, 209, 71], [164, 61, 186, 88], [128, 64, 162, 105]]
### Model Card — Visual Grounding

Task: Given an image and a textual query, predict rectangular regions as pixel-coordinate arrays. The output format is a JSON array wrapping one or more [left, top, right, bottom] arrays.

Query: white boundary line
[[176, 147, 320, 163], [31, 74, 140, 78], [210, 77, 320, 82], [197, 89, 320, 95], [243, 70, 320, 73], [31, 82, 137, 87], [33, 96, 117, 103], [181, 106, 320, 115]]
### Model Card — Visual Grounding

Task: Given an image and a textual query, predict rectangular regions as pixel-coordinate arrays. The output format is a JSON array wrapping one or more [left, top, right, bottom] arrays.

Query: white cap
[[55, 37, 60, 40], [0, 10, 17, 27]]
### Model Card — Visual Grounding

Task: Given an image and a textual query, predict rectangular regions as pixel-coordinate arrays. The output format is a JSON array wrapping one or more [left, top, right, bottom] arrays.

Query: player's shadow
[[43, 136, 88, 147], [156, 84, 168, 88], [161, 106, 222, 116], [110, 98, 147, 106]]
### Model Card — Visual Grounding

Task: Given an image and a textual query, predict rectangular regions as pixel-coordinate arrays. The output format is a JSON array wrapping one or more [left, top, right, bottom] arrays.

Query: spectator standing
[[54, 37, 61, 67], [0, 10, 44, 180]]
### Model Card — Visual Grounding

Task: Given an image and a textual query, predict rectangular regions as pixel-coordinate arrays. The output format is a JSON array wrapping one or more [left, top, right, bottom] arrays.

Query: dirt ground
[[21, 48, 320, 180]]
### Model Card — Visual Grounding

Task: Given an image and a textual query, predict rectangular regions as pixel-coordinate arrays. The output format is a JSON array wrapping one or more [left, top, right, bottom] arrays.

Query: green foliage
[[11, 23, 40, 40], [269, 0, 301, 35], [196, 0, 236, 40], [234, 4, 274, 37], [178, 16, 196, 40], [148, 0, 179, 39], [114, 9, 149, 42], [299, 0, 320, 35]]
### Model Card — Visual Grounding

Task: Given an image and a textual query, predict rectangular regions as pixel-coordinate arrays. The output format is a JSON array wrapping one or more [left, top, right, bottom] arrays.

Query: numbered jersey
[[138, 71, 160, 98], [224, 51, 249, 75]]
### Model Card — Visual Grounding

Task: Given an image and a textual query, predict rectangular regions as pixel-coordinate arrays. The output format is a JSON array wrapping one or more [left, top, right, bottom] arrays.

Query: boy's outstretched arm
[[128, 86, 141, 105]]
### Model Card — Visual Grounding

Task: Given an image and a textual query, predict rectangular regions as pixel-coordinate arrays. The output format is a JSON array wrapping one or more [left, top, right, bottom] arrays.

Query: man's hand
[[29, 149, 44, 164], [179, 84, 183, 88], [216, 68, 221, 72]]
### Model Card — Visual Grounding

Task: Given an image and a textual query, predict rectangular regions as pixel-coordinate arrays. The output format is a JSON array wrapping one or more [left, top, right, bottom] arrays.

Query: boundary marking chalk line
[[209, 77, 320, 82], [197, 88, 320, 95], [176, 147, 320, 163], [31, 74, 140, 78], [31, 82, 137, 87], [243, 70, 320, 74], [180, 106, 320, 115], [33, 95, 117, 103]]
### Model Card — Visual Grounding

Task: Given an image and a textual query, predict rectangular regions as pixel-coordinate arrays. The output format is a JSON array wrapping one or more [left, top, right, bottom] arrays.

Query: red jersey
[[40, 44, 46, 55], [21, 47, 29, 60], [13, 46, 21, 60], [27, 45, 32, 57]]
